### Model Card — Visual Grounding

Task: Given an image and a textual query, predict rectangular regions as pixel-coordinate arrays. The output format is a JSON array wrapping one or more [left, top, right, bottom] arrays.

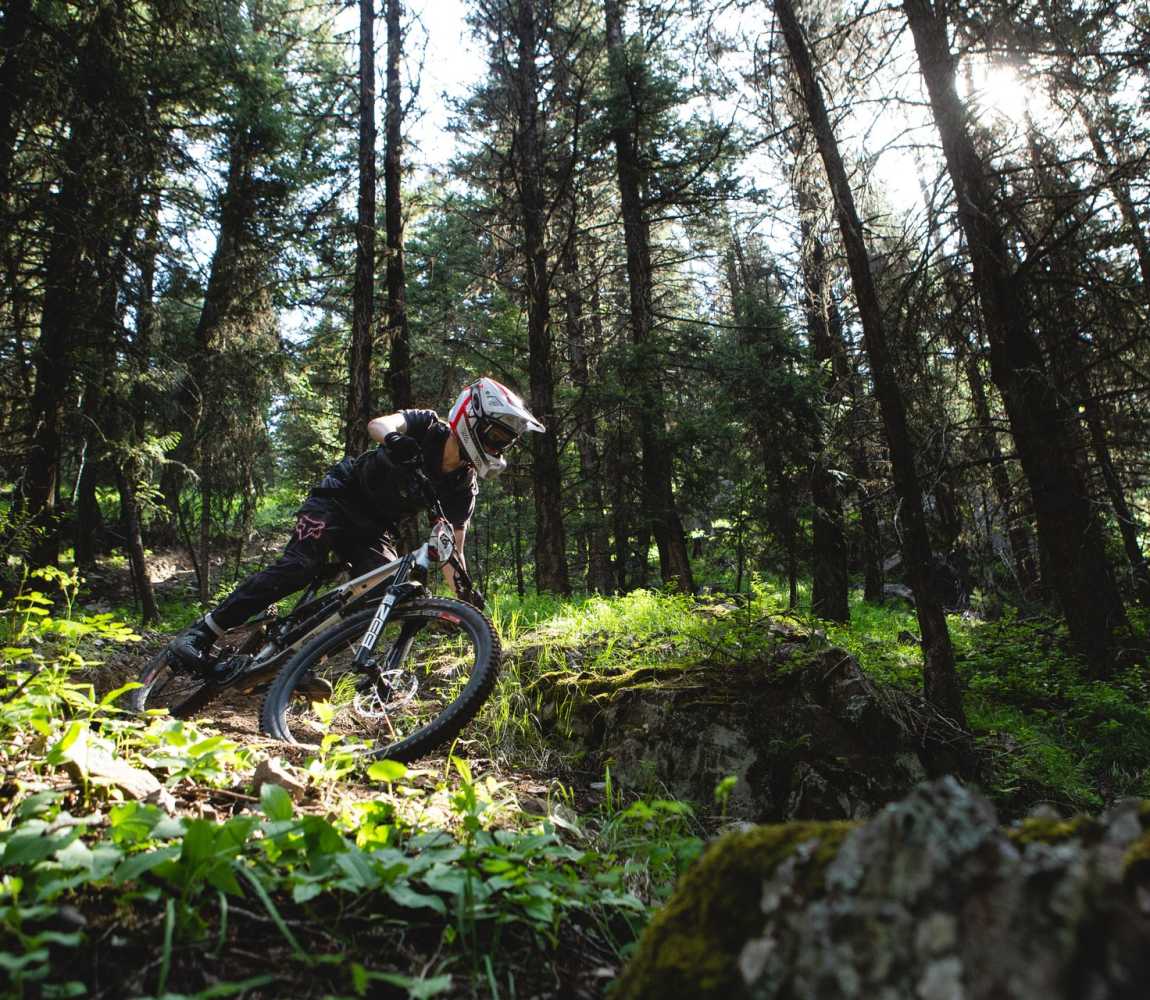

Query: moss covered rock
[[536, 638, 930, 822], [616, 778, 1150, 1000]]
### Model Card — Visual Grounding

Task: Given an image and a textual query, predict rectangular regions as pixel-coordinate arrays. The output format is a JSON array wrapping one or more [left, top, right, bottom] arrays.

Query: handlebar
[[403, 460, 485, 611]]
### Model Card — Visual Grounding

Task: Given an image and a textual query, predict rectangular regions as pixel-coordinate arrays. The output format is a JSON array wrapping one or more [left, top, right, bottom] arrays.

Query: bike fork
[[352, 558, 422, 670]]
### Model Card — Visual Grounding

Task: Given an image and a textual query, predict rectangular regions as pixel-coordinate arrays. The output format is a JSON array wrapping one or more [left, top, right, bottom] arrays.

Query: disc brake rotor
[[352, 668, 419, 720]]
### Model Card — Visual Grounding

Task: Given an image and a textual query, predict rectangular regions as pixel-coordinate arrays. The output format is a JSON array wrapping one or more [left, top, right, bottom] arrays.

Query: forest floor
[[4, 547, 1150, 998], [1, 550, 698, 999]]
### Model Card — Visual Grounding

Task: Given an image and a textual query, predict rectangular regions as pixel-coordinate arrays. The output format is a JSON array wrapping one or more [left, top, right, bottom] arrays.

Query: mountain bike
[[129, 470, 500, 763]]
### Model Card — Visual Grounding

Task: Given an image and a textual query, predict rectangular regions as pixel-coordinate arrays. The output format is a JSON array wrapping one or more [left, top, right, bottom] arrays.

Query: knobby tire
[[130, 647, 220, 718]]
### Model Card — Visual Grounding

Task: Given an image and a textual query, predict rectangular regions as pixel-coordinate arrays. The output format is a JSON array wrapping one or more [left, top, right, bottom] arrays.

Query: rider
[[171, 377, 545, 672]]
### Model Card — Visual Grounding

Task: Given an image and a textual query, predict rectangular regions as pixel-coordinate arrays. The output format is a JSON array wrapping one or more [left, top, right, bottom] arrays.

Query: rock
[[61, 740, 163, 800], [250, 757, 307, 800], [145, 785, 178, 812], [883, 583, 915, 605], [615, 778, 1150, 1000], [535, 642, 931, 823]]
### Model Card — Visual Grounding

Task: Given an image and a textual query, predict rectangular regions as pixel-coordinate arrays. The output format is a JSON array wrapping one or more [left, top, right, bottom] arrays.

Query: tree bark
[[903, 0, 1127, 676], [345, 0, 377, 455], [384, 0, 412, 410], [122, 195, 161, 623], [174, 98, 265, 601], [961, 344, 1037, 590], [774, 0, 965, 727], [22, 4, 123, 566], [565, 243, 614, 593], [73, 388, 106, 572], [798, 213, 849, 622], [911, 161, 1037, 594], [1078, 374, 1150, 606], [0, 0, 34, 194], [513, 0, 570, 595], [604, 0, 694, 592], [115, 465, 160, 624], [608, 417, 632, 592]]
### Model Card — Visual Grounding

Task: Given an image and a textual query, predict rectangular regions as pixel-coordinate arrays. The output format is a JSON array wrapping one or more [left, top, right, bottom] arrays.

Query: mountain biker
[[171, 377, 544, 673]]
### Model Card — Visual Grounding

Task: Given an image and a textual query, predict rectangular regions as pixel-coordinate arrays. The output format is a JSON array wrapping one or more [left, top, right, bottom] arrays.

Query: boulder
[[250, 757, 307, 800], [535, 640, 931, 822], [616, 778, 1150, 1000]]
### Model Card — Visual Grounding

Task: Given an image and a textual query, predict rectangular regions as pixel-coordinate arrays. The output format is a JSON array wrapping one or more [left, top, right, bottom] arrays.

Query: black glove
[[383, 432, 421, 466]]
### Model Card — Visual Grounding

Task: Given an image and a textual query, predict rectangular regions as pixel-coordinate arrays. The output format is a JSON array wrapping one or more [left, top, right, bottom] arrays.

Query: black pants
[[209, 505, 398, 629]]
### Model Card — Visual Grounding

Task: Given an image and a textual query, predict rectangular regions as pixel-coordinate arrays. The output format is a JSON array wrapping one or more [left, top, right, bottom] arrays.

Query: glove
[[383, 432, 421, 466]]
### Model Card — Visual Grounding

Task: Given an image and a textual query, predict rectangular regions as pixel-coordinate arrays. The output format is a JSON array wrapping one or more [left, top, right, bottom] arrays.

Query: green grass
[[821, 592, 1150, 812], [483, 581, 1150, 814]]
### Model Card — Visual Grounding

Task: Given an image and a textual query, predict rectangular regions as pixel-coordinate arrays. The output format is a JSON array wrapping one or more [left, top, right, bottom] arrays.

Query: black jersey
[[301, 409, 477, 534]]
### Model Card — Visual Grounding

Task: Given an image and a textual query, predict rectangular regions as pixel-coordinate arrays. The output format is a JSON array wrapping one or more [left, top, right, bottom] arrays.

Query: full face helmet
[[448, 378, 545, 479]]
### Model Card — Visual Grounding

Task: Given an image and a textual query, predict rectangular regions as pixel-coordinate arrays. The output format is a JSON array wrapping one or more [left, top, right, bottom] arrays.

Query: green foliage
[[824, 594, 1150, 811], [489, 587, 1150, 816], [503, 588, 791, 678], [0, 583, 681, 996], [954, 614, 1150, 810], [4, 566, 1148, 993]]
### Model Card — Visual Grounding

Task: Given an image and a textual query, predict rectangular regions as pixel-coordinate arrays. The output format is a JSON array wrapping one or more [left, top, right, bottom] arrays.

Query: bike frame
[[215, 519, 465, 693]]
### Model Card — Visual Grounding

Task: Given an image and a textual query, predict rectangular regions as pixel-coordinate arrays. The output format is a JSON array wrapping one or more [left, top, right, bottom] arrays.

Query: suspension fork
[[352, 556, 423, 670]]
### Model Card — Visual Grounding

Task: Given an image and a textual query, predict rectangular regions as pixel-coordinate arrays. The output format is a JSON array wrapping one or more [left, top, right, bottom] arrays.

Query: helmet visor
[[475, 416, 519, 455]]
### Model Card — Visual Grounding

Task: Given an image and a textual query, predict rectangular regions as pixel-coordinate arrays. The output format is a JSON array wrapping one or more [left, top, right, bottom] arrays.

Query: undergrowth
[[0, 571, 700, 999], [5, 563, 1149, 996], [480, 581, 1150, 815]]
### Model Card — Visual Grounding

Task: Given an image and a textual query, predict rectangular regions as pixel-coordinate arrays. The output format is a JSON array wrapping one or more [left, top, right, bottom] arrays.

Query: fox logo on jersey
[[294, 514, 327, 542]]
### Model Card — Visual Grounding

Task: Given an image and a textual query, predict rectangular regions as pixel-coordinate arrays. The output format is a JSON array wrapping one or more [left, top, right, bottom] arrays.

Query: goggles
[[474, 416, 519, 456]]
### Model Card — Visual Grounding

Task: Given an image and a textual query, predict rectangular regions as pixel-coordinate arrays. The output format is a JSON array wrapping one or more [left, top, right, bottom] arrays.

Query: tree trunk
[[22, 3, 121, 567], [959, 335, 1037, 592], [513, 0, 570, 595], [912, 161, 1036, 594], [609, 419, 631, 592], [1078, 378, 1150, 606], [847, 373, 883, 603], [604, 0, 694, 593], [115, 465, 160, 624], [74, 389, 105, 571], [0, 0, 33, 193], [794, 183, 880, 606], [345, 0, 376, 454], [774, 0, 965, 727], [176, 97, 264, 598], [384, 0, 412, 410], [903, 0, 1127, 677], [783, 480, 799, 611], [798, 211, 850, 622], [565, 244, 614, 593], [0, 0, 35, 200], [198, 476, 212, 608], [121, 196, 161, 623], [512, 482, 525, 598], [1078, 104, 1150, 300]]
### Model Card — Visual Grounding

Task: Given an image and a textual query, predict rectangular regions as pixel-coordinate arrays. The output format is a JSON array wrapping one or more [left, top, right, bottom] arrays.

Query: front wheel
[[259, 597, 500, 763]]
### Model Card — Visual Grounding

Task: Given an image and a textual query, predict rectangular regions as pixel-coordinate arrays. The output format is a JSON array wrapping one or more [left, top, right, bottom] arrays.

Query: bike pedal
[[204, 660, 244, 685]]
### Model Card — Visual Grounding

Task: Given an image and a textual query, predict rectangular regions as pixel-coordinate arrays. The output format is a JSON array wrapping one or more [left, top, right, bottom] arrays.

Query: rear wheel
[[130, 621, 267, 718], [259, 597, 499, 763], [130, 647, 219, 718]]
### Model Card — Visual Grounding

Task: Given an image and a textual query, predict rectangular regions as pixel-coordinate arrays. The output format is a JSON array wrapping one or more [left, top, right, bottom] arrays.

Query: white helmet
[[448, 377, 545, 479]]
